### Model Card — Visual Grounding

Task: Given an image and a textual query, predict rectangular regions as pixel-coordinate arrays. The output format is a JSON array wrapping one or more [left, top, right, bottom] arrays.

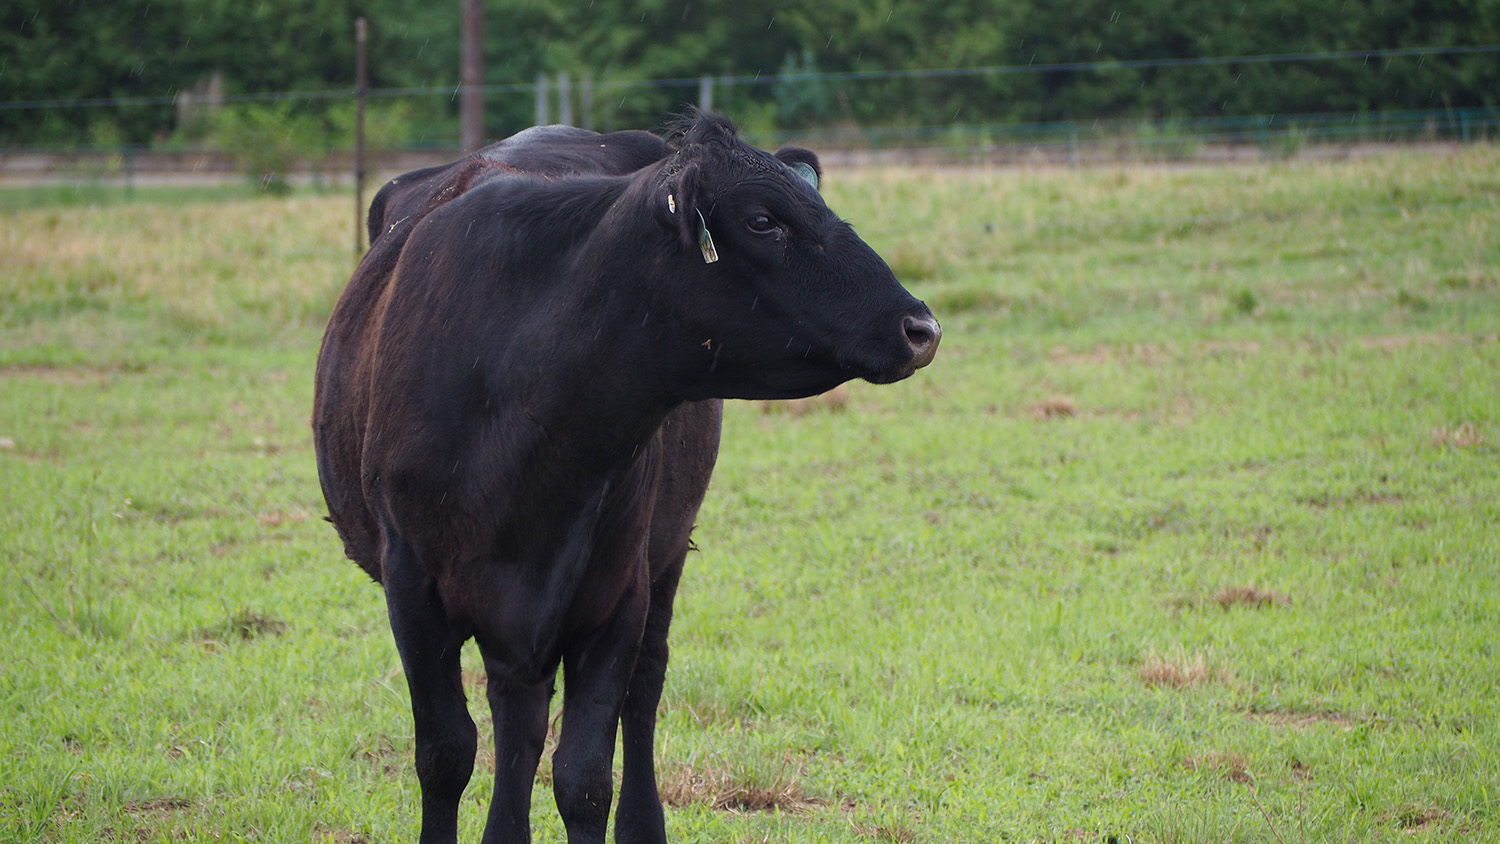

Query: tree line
[[4, 0, 1498, 146]]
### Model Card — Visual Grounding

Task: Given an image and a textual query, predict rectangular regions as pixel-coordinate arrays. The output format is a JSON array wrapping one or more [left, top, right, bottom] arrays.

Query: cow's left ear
[[775, 147, 822, 191]]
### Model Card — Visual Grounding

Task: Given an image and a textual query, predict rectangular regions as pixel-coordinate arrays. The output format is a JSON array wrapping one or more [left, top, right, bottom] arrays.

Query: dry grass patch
[[1031, 395, 1079, 419], [256, 509, 308, 527], [1182, 751, 1252, 784], [1214, 585, 1291, 610], [350, 734, 407, 776], [848, 817, 919, 843], [1139, 646, 1232, 689], [658, 756, 823, 815], [3, 197, 348, 328], [194, 608, 289, 643], [1247, 709, 1355, 731], [1430, 421, 1484, 449], [0, 363, 118, 385]]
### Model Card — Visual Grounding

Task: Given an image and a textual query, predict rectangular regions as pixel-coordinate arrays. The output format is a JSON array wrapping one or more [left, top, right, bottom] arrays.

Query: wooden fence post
[[460, 0, 483, 152], [354, 17, 368, 263]]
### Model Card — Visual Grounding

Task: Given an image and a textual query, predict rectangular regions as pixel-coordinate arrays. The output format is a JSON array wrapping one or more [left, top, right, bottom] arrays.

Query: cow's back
[[368, 127, 667, 246]]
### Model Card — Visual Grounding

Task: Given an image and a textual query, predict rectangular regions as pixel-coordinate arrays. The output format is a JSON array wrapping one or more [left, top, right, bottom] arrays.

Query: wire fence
[[4, 108, 1494, 190], [3, 44, 1499, 186]]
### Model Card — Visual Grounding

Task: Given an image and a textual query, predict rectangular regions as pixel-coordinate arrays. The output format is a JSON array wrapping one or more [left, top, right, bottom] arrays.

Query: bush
[[211, 102, 323, 195]]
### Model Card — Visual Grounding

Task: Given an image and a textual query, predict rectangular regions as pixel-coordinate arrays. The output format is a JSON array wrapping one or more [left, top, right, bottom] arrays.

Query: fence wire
[[2, 45, 1498, 183]]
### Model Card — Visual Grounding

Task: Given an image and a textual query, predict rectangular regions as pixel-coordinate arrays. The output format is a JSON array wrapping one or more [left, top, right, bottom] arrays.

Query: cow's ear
[[660, 161, 705, 254], [775, 147, 822, 191]]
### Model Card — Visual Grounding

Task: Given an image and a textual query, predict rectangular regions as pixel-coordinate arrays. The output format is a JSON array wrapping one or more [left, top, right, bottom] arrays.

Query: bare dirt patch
[[1393, 806, 1448, 833], [314, 824, 372, 844], [122, 796, 192, 816]]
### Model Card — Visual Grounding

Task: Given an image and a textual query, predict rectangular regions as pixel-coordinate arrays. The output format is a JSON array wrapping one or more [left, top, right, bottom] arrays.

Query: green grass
[[2, 147, 1497, 842], [0, 181, 333, 213]]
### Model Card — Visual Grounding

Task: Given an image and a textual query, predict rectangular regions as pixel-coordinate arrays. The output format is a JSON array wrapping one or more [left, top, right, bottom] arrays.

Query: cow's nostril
[[902, 314, 941, 367]]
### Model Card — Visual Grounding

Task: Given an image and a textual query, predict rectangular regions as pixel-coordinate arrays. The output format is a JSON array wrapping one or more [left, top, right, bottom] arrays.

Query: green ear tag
[[697, 210, 719, 264], [791, 161, 819, 191]]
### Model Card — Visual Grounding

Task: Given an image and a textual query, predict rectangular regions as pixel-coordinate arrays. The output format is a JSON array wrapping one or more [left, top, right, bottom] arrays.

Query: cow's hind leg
[[381, 533, 476, 844], [553, 581, 650, 843], [613, 561, 685, 844]]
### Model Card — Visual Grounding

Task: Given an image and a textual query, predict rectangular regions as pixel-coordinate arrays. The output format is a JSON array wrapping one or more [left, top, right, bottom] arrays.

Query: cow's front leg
[[614, 558, 686, 844], [552, 581, 651, 844], [382, 534, 476, 844], [477, 661, 551, 844]]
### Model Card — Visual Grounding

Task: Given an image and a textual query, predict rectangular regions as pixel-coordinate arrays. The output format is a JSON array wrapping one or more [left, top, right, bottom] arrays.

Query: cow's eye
[[746, 214, 778, 234]]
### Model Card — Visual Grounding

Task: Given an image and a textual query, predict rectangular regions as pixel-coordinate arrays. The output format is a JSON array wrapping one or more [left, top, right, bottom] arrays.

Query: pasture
[[2, 147, 1497, 842]]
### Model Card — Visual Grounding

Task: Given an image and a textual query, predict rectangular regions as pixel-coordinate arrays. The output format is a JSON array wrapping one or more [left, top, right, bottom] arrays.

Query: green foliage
[[210, 103, 310, 194], [1134, 118, 1204, 160], [326, 99, 414, 152], [4, 0, 1500, 144], [773, 50, 832, 128], [2, 148, 1500, 841], [205, 99, 411, 194]]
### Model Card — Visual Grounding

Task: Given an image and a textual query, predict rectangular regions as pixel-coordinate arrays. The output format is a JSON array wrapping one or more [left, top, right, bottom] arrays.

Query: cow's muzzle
[[903, 313, 941, 371], [861, 311, 941, 384]]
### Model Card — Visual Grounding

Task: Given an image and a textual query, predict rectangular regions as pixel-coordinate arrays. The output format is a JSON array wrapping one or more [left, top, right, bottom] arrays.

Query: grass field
[[2, 146, 1497, 843]]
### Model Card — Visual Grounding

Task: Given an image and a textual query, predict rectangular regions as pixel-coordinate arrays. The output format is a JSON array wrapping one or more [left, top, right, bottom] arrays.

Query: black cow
[[312, 112, 939, 844]]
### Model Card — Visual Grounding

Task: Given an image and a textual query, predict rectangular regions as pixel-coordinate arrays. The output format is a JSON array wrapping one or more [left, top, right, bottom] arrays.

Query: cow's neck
[[492, 276, 677, 505]]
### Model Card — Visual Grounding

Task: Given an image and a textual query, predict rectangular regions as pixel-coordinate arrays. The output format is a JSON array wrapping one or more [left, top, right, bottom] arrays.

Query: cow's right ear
[[658, 162, 706, 256]]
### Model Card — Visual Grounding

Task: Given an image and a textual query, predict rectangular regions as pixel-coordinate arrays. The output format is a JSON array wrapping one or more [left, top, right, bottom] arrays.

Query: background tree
[[2, 0, 1496, 145]]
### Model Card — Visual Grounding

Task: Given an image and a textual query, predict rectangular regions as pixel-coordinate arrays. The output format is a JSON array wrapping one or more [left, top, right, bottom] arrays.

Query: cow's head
[[650, 112, 939, 401]]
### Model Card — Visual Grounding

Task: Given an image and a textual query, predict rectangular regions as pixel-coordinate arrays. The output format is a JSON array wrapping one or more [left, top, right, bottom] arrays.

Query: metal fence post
[[580, 74, 593, 130]]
